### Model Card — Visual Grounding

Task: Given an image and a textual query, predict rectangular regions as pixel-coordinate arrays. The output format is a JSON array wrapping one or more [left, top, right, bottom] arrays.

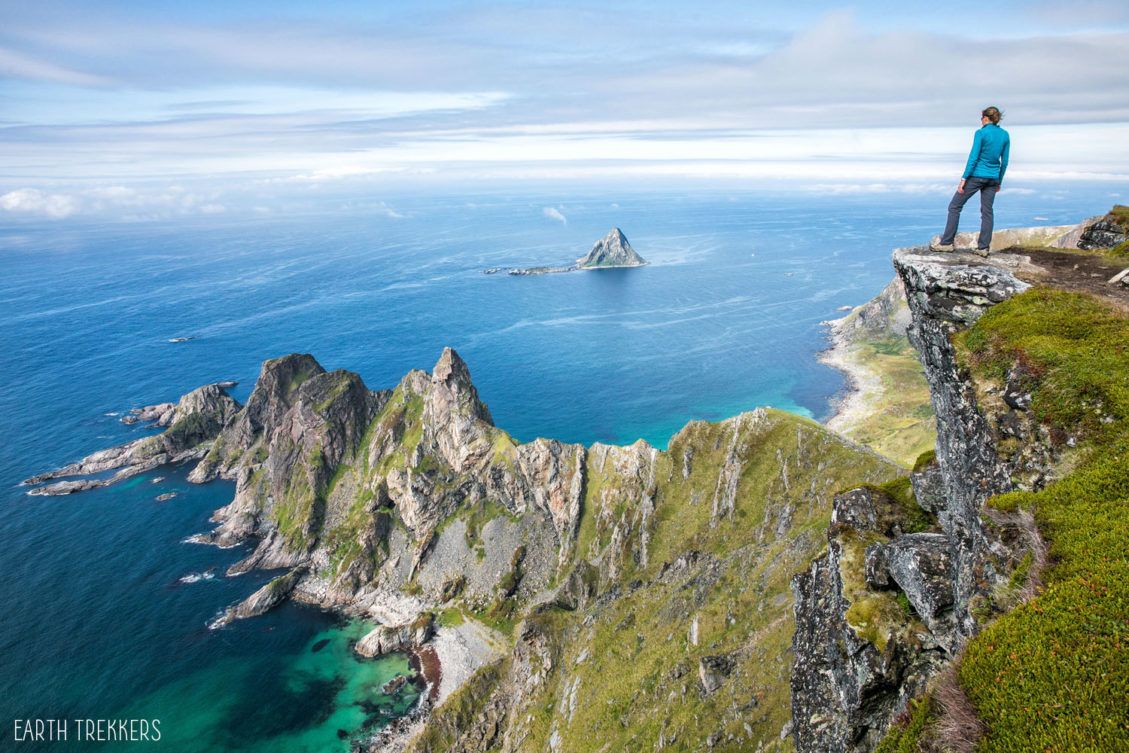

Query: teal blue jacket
[[963, 123, 1010, 183]]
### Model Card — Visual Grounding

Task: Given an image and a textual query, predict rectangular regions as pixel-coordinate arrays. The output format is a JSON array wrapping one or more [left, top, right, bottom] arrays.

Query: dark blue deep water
[[0, 186, 1115, 750]]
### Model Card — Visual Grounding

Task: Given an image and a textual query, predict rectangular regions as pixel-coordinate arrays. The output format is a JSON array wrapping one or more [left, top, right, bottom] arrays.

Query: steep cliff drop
[[792, 215, 1128, 753]]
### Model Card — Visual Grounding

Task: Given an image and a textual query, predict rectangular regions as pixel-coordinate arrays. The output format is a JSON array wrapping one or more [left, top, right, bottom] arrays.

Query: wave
[[178, 569, 217, 584]]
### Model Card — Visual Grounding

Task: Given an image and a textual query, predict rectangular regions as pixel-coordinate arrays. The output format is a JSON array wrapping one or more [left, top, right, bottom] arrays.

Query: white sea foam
[[178, 569, 217, 584]]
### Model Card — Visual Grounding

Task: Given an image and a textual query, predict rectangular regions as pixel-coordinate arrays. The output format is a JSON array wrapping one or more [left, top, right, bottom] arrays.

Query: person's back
[[965, 123, 1010, 183]]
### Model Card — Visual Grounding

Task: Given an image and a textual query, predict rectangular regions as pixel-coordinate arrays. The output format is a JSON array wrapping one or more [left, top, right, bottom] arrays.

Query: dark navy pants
[[941, 177, 999, 250]]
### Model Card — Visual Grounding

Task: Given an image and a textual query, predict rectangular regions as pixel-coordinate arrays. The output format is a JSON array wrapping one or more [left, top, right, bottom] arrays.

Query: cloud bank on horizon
[[2, 0, 1128, 218]]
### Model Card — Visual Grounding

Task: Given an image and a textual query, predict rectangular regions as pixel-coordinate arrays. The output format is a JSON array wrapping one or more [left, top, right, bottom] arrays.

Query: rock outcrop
[[487, 226, 647, 276], [576, 227, 646, 268], [209, 566, 307, 629], [1071, 206, 1128, 250], [24, 383, 239, 495], [791, 233, 1129, 753], [356, 613, 436, 658]]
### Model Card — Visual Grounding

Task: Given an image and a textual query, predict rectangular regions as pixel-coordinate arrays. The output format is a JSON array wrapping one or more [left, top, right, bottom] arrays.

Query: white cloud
[[542, 206, 567, 224], [1, 8, 1126, 189], [0, 188, 78, 218], [0, 185, 235, 220], [0, 46, 111, 86]]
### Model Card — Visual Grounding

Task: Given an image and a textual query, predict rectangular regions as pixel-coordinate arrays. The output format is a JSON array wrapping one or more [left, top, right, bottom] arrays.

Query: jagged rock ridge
[[26, 345, 903, 753]]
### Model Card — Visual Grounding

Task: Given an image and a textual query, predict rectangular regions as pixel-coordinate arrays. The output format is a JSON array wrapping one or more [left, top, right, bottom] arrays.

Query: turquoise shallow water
[[0, 186, 1115, 750]]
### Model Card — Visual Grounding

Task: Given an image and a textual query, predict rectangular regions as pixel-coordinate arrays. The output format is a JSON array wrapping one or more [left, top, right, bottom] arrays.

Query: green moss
[[314, 371, 357, 413], [362, 385, 426, 482], [466, 603, 516, 637], [956, 288, 1128, 443], [437, 608, 465, 628], [271, 443, 327, 551], [1107, 204, 1129, 228], [952, 289, 1129, 752], [462, 498, 516, 549], [277, 355, 320, 395], [165, 411, 213, 447], [840, 531, 916, 652], [912, 449, 936, 473], [875, 696, 935, 753]]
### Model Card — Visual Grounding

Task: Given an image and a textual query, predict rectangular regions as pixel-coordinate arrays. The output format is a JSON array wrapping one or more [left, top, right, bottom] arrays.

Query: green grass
[[403, 661, 506, 753], [957, 289, 1127, 443], [875, 696, 935, 753], [948, 288, 1129, 752], [834, 333, 937, 468], [1108, 204, 1129, 227], [501, 411, 905, 753]]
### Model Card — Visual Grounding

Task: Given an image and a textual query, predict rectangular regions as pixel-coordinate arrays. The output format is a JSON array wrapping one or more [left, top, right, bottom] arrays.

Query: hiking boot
[[929, 242, 955, 253], [974, 247, 990, 257]]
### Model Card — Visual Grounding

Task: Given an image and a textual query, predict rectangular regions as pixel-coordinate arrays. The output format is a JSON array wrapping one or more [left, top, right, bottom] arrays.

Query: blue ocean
[[0, 186, 1114, 751]]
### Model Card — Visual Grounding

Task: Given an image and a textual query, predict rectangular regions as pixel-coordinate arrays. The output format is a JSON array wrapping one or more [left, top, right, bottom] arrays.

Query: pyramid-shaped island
[[576, 227, 647, 268]]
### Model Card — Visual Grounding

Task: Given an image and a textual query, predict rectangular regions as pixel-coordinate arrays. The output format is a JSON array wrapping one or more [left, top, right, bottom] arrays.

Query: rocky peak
[[429, 347, 493, 425], [576, 227, 647, 268], [172, 383, 238, 420], [419, 348, 496, 476], [244, 353, 327, 433]]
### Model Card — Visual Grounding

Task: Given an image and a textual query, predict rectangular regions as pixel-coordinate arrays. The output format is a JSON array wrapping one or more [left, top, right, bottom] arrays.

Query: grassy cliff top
[[884, 286, 1129, 752]]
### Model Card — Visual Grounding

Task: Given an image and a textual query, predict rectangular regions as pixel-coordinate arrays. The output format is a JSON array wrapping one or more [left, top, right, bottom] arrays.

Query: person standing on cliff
[[931, 106, 1010, 256]]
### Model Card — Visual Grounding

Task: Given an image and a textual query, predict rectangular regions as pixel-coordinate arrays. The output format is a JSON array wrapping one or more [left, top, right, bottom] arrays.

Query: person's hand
[[957, 179, 966, 194]]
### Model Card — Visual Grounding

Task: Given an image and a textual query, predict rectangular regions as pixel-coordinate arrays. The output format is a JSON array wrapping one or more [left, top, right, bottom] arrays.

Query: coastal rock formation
[[24, 383, 239, 495], [792, 233, 1129, 753], [356, 613, 436, 658], [26, 342, 903, 753], [121, 402, 176, 426], [485, 227, 647, 275], [575, 227, 647, 268], [209, 566, 307, 629]]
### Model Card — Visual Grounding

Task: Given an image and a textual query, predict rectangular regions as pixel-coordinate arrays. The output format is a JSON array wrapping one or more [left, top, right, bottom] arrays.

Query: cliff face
[[791, 240, 1128, 753], [26, 345, 903, 752], [405, 411, 904, 753]]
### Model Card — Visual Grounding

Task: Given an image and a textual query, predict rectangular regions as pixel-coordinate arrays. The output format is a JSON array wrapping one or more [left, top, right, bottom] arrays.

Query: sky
[[2, 0, 1128, 219]]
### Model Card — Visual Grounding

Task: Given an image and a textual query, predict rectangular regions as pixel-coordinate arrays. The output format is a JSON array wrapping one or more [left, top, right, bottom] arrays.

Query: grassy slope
[[880, 288, 1129, 751], [834, 333, 937, 467], [505, 411, 904, 753], [955, 289, 1129, 752]]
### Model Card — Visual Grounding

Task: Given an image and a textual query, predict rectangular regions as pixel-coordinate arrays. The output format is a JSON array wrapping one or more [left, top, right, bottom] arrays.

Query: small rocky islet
[[484, 226, 647, 275], [22, 208, 1129, 753]]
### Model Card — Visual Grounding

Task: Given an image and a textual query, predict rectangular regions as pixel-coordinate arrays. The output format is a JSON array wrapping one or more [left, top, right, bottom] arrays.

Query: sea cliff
[[24, 207, 1129, 752]]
